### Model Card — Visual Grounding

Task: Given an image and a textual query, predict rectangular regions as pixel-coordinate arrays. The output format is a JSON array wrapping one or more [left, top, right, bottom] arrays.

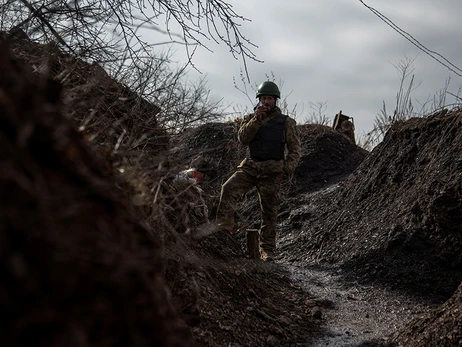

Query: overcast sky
[[146, 0, 462, 138]]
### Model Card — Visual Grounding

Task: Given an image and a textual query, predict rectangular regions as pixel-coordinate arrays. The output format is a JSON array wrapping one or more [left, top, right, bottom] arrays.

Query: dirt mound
[[280, 108, 462, 299], [278, 109, 462, 345], [386, 282, 462, 347], [169, 122, 246, 194], [168, 122, 368, 222], [292, 124, 368, 194], [2, 30, 167, 159], [169, 122, 368, 194], [164, 235, 322, 346], [0, 44, 191, 346]]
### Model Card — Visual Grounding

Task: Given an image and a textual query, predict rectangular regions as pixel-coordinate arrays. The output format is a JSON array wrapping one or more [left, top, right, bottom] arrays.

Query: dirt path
[[280, 261, 437, 346]]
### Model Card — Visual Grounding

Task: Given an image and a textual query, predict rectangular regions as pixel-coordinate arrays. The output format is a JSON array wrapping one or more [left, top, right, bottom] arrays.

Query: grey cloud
[[154, 1, 462, 137]]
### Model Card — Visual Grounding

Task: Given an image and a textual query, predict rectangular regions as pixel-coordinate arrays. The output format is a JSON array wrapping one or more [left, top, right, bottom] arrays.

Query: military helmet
[[256, 81, 280, 99]]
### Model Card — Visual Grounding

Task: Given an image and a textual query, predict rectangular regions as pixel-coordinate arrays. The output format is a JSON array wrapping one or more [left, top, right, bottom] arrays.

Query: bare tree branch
[[1, 0, 259, 78], [359, 0, 462, 77]]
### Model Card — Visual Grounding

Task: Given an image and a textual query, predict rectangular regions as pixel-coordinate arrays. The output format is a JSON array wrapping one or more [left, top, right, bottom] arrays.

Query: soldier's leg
[[256, 177, 281, 257], [216, 169, 254, 234]]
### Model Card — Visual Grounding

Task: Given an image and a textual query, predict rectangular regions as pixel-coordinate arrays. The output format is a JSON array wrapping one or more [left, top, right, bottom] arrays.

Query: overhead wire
[[359, 0, 462, 77]]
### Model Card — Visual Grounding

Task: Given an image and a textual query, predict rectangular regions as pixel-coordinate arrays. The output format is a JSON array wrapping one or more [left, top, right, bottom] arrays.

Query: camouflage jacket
[[237, 106, 301, 176]]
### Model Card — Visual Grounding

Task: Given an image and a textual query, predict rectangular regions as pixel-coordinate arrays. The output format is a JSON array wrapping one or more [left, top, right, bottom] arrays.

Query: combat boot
[[260, 249, 275, 262]]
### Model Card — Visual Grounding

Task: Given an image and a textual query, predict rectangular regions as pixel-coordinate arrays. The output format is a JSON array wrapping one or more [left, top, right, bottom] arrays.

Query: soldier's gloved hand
[[254, 106, 268, 122]]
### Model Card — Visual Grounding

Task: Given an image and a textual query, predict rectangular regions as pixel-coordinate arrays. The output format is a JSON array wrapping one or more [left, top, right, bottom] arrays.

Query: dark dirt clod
[[0, 42, 192, 347]]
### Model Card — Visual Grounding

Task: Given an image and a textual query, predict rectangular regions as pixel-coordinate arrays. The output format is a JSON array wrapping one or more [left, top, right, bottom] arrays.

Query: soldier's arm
[[238, 113, 261, 145], [283, 118, 301, 175]]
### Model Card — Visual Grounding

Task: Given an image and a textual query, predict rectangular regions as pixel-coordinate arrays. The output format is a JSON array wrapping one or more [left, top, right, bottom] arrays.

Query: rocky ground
[[2, 32, 462, 346]]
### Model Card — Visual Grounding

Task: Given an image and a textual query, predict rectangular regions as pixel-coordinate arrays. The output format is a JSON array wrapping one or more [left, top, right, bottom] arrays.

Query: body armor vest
[[249, 113, 287, 161]]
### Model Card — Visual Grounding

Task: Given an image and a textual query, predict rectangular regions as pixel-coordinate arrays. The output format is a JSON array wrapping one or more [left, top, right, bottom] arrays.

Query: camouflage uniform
[[217, 106, 301, 258]]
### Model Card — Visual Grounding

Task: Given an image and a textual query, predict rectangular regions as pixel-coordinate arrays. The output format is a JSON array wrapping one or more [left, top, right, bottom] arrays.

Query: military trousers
[[216, 168, 281, 253]]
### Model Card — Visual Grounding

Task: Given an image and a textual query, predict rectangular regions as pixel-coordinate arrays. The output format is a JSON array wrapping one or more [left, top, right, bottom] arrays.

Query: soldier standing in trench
[[216, 81, 301, 261]]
